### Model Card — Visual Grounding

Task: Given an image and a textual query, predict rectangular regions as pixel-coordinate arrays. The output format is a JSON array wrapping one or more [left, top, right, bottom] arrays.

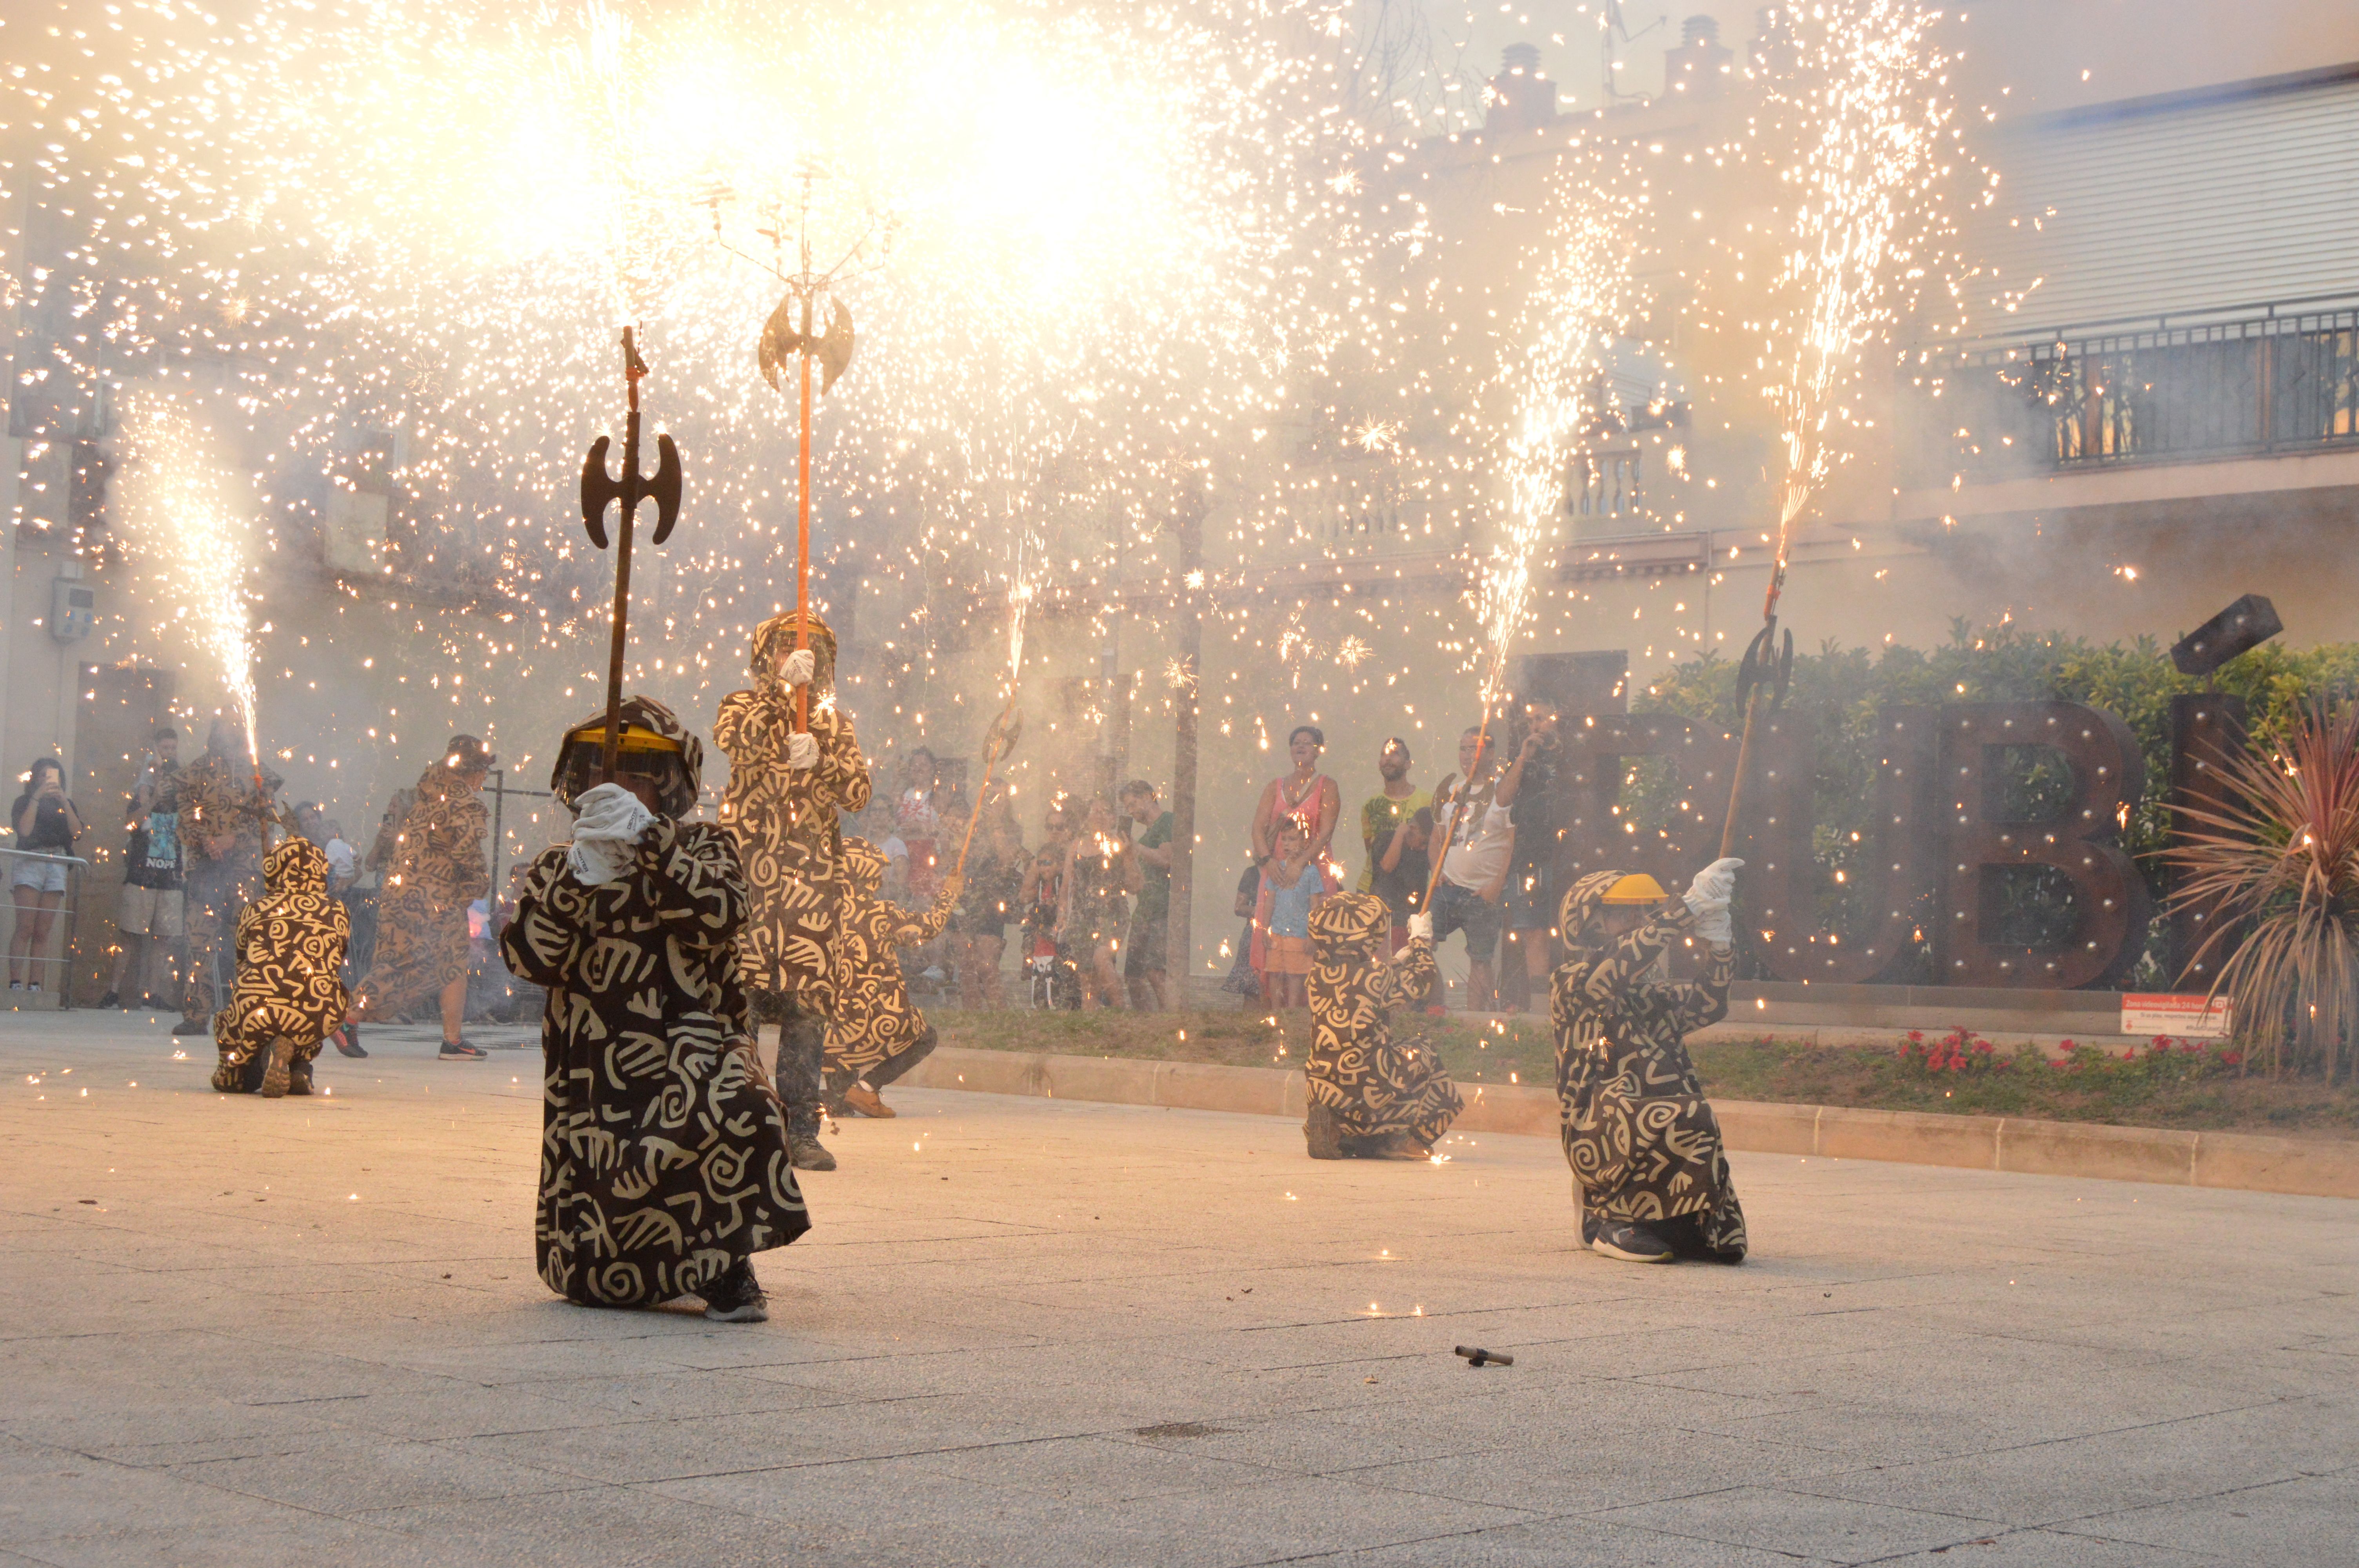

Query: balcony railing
[[1902, 295, 2359, 487]]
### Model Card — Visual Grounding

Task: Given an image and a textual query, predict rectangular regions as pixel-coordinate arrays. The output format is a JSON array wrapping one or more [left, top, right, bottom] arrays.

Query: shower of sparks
[[1484, 152, 1647, 705], [1762, 0, 1957, 554], [120, 396, 261, 763]]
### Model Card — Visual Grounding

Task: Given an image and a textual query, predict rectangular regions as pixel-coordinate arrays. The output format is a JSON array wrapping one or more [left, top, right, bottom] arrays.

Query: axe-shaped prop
[[580, 326, 684, 781], [759, 291, 856, 735]]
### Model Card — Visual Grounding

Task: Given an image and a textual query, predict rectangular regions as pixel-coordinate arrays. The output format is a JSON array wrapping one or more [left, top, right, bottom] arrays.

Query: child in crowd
[[1253, 822, 1319, 1009]]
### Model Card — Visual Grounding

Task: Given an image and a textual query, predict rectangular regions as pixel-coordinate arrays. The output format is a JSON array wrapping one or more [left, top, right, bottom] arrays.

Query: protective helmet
[[551, 694, 705, 821]]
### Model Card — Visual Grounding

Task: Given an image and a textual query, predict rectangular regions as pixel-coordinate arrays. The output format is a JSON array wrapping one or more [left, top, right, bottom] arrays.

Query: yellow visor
[[563, 722, 684, 756], [1599, 872, 1668, 904]]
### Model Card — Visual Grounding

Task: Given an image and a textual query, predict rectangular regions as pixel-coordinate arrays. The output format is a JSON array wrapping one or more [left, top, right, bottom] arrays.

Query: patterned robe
[[500, 818, 809, 1307], [824, 837, 956, 1082], [354, 767, 487, 1019], [716, 612, 871, 1005], [212, 838, 350, 1091], [178, 753, 269, 1022], [1305, 892, 1462, 1144], [1551, 871, 1747, 1259]]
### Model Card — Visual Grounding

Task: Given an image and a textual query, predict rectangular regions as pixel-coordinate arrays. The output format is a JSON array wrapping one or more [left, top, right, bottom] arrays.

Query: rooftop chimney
[[1663, 15, 1734, 99], [1485, 44, 1559, 136]]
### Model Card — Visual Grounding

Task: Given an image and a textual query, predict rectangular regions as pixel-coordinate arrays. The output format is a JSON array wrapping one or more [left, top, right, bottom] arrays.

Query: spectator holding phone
[[10, 757, 85, 994]]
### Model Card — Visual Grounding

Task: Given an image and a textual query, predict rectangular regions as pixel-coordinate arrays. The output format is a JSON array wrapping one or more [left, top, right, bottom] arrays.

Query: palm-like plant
[[2164, 702, 2359, 1081]]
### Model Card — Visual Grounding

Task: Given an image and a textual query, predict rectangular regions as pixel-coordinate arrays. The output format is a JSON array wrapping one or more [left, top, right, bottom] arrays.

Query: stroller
[[1023, 930, 1083, 1010]]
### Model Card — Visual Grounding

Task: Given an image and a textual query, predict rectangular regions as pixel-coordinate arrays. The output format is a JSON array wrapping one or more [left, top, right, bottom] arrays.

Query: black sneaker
[[1592, 1221, 1675, 1264], [787, 1136, 836, 1172], [332, 1025, 367, 1059], [438, 1040, 488, 1061], [1581, 1210, 1603, 1249], [287, 1060, 314, 1096], [702, 1259, 769, 1323], [98, 990, 120, 1009], [171, 1017, 211, 1036]]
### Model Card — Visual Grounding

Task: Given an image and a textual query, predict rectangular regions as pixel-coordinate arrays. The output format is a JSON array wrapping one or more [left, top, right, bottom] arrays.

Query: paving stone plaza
[[2, 1011, 2353, 1566]]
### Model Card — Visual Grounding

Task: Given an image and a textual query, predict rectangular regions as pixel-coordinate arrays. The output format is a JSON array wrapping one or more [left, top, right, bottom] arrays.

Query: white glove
[[1683, 856, 1743, 946], [780, 648, 816, 688], [1405, 911, 1434, 943], [786, 731, 820, 771], [566, 782, 654, 886]]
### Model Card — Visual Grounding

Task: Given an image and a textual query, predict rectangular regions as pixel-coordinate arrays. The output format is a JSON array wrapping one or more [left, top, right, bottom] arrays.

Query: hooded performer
[[1302, 891, 1461, 1160], [349, 735, 494, 1060], [500, 696, 807, 1323], [822, 835, 960, 1118], [715, 609, 869, 1171], [210, 835, 351, 1099], [1552, 857, 1748, 1265]]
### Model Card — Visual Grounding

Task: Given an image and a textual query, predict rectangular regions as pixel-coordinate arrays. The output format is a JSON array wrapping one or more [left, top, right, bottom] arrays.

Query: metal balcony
[[1902, 294, 2359, 486]]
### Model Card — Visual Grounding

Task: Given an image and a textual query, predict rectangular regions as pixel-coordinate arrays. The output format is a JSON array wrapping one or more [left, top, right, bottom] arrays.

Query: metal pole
[[487, 768, 504, 938], [795, 296, 814, 735], [1165, 475, 1203, 990]]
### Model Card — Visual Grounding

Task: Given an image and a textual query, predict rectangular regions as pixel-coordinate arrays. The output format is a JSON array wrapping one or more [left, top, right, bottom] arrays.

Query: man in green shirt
[[1359, 738, 1431, 954], [1121, 780, 1174, 1010]]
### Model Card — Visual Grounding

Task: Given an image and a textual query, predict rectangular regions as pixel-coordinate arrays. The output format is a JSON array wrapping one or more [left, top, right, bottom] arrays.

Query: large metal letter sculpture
[[1933, 702, 2149, 989], [1748, 708, 1939, 984]]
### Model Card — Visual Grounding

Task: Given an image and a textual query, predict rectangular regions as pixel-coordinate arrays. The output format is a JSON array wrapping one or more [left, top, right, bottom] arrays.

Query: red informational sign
[[2119, 994, 2232, 1038]]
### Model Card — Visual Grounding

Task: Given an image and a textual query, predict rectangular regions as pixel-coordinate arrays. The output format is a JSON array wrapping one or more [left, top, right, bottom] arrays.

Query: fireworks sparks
[[1760, 0, 1960, 548], [119, 396, 260, 763], [1487, 149, 1648, 705]]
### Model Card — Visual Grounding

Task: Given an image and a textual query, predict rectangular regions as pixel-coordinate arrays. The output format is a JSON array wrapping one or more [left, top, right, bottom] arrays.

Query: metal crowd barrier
[[0, 847, 92, 1010]]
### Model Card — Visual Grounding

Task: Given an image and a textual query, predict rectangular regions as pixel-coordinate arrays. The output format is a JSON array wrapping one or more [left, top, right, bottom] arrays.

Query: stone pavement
[[1, 1011, 2353, 1568]]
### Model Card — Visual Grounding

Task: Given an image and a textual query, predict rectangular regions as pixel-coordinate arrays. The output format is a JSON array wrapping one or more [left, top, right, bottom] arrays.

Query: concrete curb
[[905, 1046, 2359, 1200]]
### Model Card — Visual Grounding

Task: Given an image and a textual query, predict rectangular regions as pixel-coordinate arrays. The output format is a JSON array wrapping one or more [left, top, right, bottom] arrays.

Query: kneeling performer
[[823, 836, 960, 1118], [1302, 892, 1462, 1160], [1552, 859, 1747, 1264], [501, 698, 808, 1322], [211, 835, 350, 1099]]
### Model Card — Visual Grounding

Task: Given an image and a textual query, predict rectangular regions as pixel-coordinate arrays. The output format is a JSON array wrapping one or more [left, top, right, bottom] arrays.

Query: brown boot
[[258, 1037, 294, 1100], [1305, 1102, 1344, 1160], [840, 1082, 895, 1118]]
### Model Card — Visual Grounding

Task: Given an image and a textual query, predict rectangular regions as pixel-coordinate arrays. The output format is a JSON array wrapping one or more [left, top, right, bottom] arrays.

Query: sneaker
[[1580, 1210, 1602, 1249], [1304, 1102, 1344, 1160], [287, 1060, 314, 1096], [332, 1026, 367, 1059], [787, 1135, 837, 1172], [171, 1017, 212, 1036], [840, 1083, 894, 1118], [258, 1038, 294, 1100], [27, 983, 41, 995], [438, 1041, 488, 1061], [1592, 1221, 1675, 1264], [701, 1259, 769, 1323], [6, 982, 19, 993], [1370, 1134, 1434, 1161], [98, 990, 120, 1009]]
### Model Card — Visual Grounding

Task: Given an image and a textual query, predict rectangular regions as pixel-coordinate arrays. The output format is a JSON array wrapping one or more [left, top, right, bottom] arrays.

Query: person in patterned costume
[[350, 736, 493, 1060], [1552, 858, 1748, 1265], [716, 608, 869, 1172], [175, 717, 278, 1038], [500, 695, 805, 1324], [1302, 891, 1460, 1158], [1302, 891, 1461, 1160], [822, 835, 961, 1118], [211, 834, 350, 1099]]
